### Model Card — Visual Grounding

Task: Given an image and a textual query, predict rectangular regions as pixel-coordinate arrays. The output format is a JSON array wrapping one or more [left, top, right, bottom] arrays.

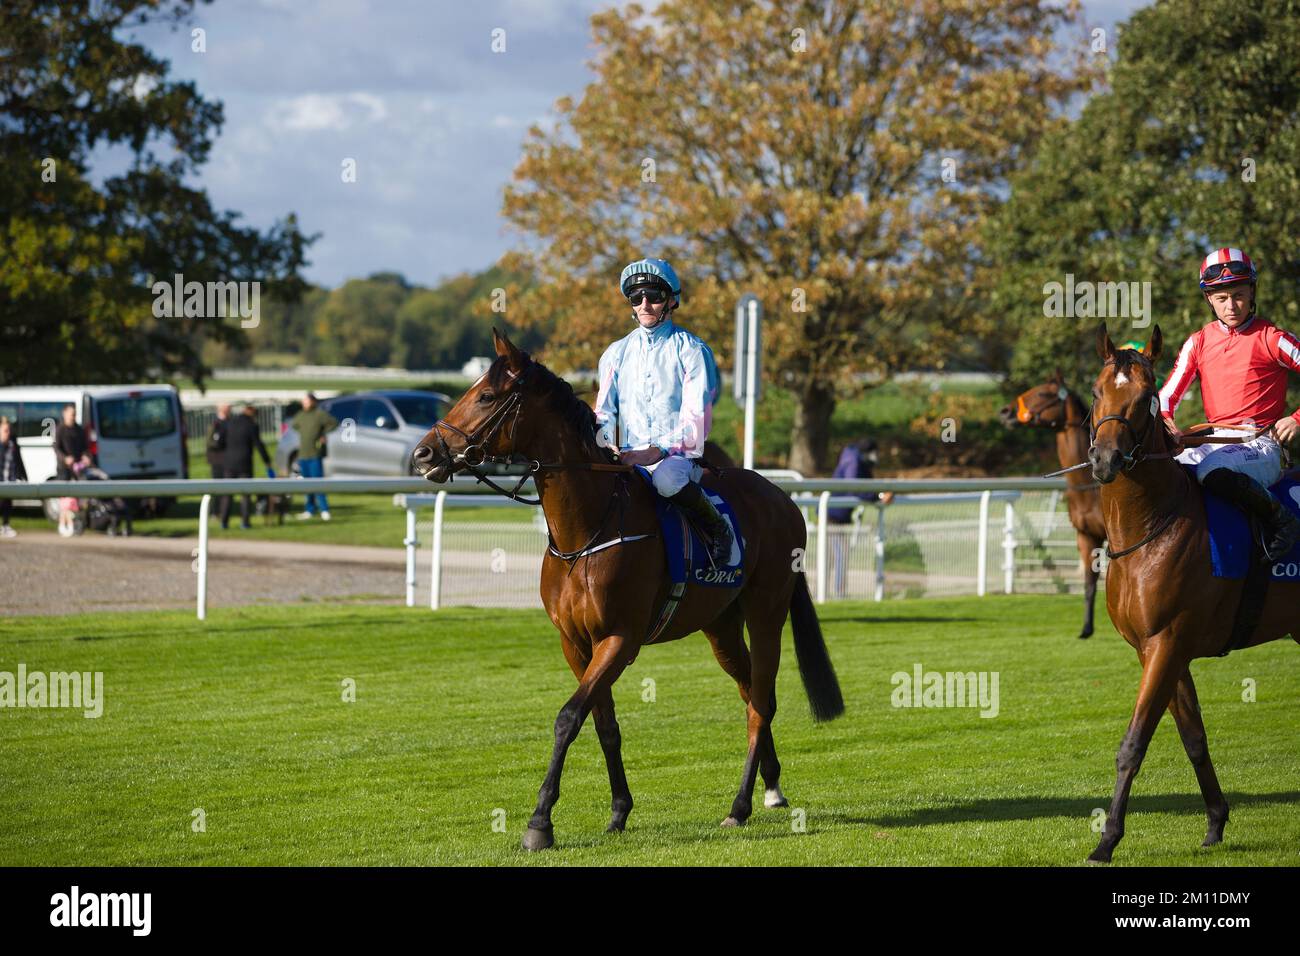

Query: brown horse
[[411, 329, 844, 851], [1001, 373, 1106, 638], [1085, 323, 1300, 863]]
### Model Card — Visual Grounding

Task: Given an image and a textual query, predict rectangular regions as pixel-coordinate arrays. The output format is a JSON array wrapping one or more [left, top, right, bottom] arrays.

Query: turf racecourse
[[2, 594, 1296, 866]]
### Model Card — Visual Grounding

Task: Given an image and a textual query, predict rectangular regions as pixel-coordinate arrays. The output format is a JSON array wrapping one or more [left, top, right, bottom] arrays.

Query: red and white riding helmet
[[1198, 248, 1256, 292]]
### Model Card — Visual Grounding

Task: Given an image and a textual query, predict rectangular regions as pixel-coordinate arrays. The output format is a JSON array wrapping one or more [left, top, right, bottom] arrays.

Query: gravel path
[[0, 531, 425, 617]]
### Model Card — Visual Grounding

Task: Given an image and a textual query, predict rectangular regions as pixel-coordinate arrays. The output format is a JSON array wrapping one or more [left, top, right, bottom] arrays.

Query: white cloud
[[269, 92, 388, 132]]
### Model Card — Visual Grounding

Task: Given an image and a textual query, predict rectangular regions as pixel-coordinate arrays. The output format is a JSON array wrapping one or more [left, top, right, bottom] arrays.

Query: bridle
[[1087, 359, 1183, 473], [1088, 359, 1188, 558], [426, 362, 632, 507]]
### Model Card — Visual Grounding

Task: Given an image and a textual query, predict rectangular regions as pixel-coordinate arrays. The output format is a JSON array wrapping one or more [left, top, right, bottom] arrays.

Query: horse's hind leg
[[720, 589, 788, 828], [1167, 668, 1229, 848], [705, 603, 786, 813]]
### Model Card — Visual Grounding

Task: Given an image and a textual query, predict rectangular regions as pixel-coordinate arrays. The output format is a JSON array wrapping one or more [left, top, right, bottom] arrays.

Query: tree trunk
[[788, 382, 836, 475]]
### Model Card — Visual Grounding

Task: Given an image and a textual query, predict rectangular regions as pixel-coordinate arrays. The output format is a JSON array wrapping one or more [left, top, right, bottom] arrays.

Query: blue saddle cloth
[[633, 466, 745, 588], [1197, 465, 1300, 578]]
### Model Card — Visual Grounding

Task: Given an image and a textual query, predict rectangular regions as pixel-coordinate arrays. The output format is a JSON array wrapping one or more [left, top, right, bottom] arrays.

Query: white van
[[0, 385, 188, 516]]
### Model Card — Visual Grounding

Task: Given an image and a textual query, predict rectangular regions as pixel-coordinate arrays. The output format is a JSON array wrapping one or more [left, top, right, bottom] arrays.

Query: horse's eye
[[479, 391, 495, 404]]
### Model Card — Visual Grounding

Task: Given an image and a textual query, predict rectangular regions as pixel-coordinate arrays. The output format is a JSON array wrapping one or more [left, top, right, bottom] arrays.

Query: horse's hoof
[[721, 816, 745, 828], [1087, 848, 1112, 864], [606, 821, 626, 834], [522, 825, 554, 851], [1077, 631, 1092, 640], [1201, 834, 1223, 848]]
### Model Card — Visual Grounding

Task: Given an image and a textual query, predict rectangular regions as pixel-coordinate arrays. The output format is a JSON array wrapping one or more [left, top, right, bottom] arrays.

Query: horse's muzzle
[[1088, 444, 1120, 484], [410, 443, 450, 483]]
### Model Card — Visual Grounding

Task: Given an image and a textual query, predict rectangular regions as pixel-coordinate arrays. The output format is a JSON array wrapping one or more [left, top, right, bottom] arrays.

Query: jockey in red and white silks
[[1159, 249, 1300, 486], [1158, 248, 1300, 559]]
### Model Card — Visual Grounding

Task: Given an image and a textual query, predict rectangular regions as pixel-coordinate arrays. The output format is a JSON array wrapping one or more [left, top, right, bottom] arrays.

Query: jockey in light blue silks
[[594, 258, 735, 566]]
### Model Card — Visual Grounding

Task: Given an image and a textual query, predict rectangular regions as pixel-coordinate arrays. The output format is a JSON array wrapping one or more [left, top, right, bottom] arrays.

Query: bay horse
[[1000, 373, 1106, 638], [410, 329, 844, 851], [1086, 322, 1300, 863]]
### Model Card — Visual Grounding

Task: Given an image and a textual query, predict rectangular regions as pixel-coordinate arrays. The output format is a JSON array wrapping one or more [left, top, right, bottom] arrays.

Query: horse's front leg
[[1089, 636, 1183, 863], [523, 635, 633, 851], [591, 686, 633, 832]]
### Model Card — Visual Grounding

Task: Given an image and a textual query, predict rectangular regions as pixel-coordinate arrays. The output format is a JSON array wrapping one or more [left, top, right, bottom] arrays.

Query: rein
[[429, 367, 634, 506]]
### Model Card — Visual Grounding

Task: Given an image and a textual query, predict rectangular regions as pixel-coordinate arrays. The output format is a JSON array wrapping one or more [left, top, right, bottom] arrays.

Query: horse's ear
[[1142, 325, 1163, 362], [492, 328, 527, 372], [1095, 322, 1116, 361], [1053, 366, 1064, 384]]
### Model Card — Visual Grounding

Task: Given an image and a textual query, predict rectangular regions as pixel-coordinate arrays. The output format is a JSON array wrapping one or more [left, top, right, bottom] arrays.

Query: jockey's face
[[631, 289, 673, 329], [1206, 283, 1254, 327]]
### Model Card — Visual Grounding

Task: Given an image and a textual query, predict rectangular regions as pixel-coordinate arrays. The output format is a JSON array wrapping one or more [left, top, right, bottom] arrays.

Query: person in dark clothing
[[207, 404, 231, 480], [828, 438, 893, 597], [218, 404, 272, 530], [54, 403, 92, 480], [0, 416, 28, 538]]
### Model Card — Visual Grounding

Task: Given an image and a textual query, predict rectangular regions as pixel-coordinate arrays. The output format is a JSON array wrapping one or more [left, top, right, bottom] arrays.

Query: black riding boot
[[1202, 467, 1300, 561], [668, 480, 734, 566]]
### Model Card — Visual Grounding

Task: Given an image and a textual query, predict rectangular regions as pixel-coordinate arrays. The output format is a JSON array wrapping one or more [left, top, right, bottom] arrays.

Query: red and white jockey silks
[[1159, 316, 1300, 430]]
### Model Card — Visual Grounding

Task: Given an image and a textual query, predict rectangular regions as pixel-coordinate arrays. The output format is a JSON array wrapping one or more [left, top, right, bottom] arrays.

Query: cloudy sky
[[116, 0, 1147, 289]]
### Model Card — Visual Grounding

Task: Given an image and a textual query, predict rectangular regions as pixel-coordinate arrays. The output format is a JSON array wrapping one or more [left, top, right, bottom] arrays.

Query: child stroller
[[78, 466, 133, 536]]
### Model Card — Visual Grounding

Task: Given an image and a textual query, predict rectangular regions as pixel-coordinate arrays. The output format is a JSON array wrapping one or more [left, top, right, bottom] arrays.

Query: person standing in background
[[207, 404, 230, 480], [219, 404, 272, 530], [54, 403, 91, 480], [292, 392, 338, 521], [828, 438, 893, 598], [0, 417, 27, 538]]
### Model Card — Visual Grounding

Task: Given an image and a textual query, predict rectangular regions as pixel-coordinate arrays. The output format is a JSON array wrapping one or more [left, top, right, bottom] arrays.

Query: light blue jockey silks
[[594, 317, 720, 458]]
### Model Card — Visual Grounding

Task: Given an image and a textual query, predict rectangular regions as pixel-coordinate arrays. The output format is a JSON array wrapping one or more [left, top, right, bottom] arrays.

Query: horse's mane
[[487, 353, 613, 461]]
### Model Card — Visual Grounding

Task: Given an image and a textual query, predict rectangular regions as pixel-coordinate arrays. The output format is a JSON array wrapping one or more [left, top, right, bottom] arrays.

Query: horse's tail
[[789, 571, 844, 722]]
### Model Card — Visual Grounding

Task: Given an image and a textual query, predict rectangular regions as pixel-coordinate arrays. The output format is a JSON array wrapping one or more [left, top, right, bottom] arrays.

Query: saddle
[[632, 465, 746, 644], [1198, 466, 1300, 655]]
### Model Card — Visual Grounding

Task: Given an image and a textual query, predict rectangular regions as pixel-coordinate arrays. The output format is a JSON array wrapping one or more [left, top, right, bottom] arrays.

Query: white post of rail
[[429, 490, 446, 610], [874, 503, 886, 602], [1003, 500, 1016, 595], [976, 489, 991, 597], [816, 490, 830, 604], [197, 494, 210, 621], [743, 303, 758, 470], [404, 507, 418, 607]]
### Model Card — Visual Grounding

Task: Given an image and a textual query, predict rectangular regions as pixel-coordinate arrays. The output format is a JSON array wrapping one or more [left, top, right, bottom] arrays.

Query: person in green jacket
[[292, 392, 338, 520]]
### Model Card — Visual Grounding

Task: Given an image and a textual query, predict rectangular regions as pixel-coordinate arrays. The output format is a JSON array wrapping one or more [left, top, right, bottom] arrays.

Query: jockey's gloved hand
[[595, 423, 618, 454]]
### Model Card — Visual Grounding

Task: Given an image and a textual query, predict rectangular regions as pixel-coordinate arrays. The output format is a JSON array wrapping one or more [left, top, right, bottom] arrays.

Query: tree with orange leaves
[[501, 0, 1097, 473]]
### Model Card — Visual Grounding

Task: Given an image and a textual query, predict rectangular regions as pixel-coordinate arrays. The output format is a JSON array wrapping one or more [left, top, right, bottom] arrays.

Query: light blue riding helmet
[[620, 258, 682, 305]]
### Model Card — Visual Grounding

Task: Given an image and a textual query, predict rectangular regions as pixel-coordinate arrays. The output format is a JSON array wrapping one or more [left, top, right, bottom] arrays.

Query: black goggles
[[1201, 261, 1253, 283], [628, 287, 669, 306]]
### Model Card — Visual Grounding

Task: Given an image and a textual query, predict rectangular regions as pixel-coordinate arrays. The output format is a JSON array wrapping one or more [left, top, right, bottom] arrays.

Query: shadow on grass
[[822, 615, 981, 625], [840, 790, 1300, 828]]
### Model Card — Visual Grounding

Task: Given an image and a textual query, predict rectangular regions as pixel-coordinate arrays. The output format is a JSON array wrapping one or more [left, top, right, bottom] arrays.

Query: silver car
[[275, 390, 451, 477]]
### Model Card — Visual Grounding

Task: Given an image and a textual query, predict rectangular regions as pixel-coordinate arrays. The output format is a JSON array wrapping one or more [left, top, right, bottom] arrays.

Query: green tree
[[0, 0, 313, 387], [989, 0, 1300, 395], [502, 0, 1093, 472], [312, 273, 410, 366]]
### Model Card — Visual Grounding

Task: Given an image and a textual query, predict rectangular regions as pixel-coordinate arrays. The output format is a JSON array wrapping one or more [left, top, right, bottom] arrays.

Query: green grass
[[2, 594, 1296, 866]]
